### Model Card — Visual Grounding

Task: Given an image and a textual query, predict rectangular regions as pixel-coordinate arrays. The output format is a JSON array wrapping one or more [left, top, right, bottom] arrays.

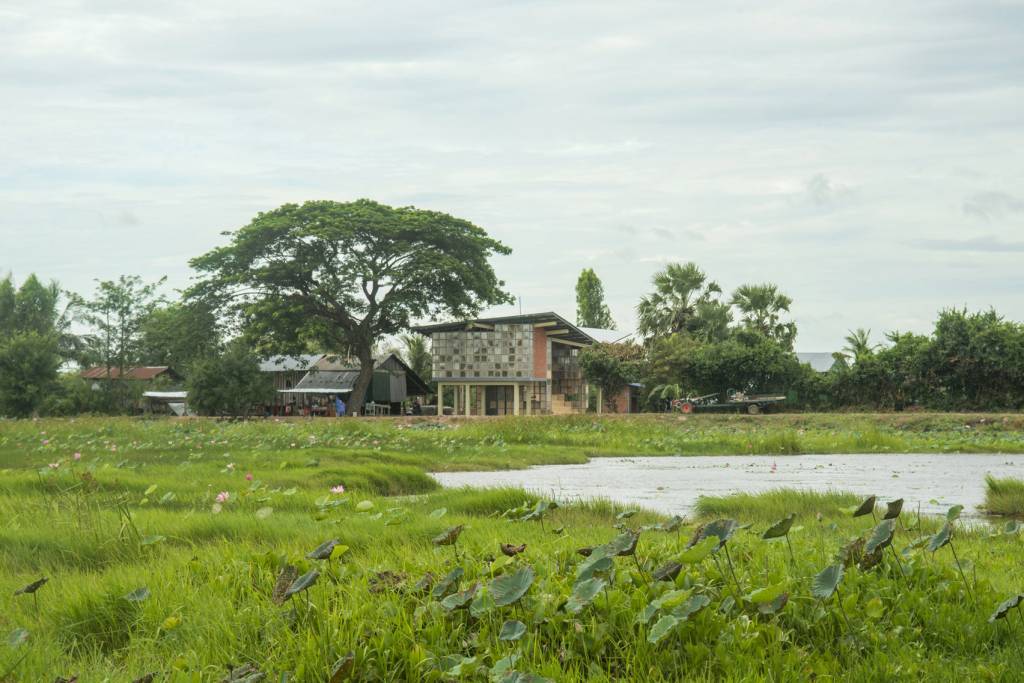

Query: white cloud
[[1, 0, 1023, 350]]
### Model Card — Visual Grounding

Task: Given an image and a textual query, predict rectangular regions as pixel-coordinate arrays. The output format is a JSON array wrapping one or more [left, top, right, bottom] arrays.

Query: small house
[[280, 353, 430, 416]]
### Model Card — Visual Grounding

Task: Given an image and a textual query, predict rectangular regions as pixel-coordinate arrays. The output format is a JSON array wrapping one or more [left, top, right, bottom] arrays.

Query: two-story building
[[413, 312, 604, 416]]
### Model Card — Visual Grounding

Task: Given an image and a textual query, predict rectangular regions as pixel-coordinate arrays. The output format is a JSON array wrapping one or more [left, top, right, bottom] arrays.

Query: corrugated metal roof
[[412, 312, 596, 345], [81, 366, 174, 380], [258, 354, 322, 373], [579, 327, 636, 344], [292, 369, 360, 393]]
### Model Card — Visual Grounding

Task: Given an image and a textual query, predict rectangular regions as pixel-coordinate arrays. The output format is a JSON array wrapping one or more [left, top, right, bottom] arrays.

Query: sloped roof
[[287, 369, 360, 394], [258, 354, 322, 373], [412, 312, 595, 345], [579, 327, 636, 344], [81, 366, 177, 381]]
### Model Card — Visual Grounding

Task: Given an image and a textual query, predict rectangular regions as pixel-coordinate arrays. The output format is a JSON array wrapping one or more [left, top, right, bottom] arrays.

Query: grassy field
[[2, 415, 1024, 681]]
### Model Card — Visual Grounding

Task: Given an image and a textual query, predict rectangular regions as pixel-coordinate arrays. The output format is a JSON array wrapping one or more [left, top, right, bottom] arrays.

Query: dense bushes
[[636, 308, 1024, 412]]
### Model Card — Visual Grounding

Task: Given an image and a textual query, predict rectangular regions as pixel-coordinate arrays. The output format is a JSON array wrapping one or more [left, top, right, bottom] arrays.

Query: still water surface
[[432, 454, 1024, 518]]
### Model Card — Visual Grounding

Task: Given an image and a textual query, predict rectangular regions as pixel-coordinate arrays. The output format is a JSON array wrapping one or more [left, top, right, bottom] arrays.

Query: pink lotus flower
[[330, 484, 345, 494], [245, 473, 253, 481], [73, 452, 82, 461], [215, 491, 230, 504], [42, 439, 50, 446], [48, 462, 60, 469]]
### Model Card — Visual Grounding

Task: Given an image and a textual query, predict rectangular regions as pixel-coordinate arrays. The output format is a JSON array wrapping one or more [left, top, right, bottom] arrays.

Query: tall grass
[[694, 488, 861, 519], [983, 474, 1024, 516]]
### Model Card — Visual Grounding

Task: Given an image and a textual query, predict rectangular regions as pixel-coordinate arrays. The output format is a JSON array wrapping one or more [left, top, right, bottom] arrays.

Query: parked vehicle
[[670, 389, 785, 415]]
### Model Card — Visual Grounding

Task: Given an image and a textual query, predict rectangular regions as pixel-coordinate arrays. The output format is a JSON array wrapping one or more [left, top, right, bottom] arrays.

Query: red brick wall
[[532, 328, 548, 378]]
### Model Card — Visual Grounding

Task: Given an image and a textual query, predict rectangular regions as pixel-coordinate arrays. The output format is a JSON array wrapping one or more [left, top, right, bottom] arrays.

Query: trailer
[[670, 389, 786, 415]]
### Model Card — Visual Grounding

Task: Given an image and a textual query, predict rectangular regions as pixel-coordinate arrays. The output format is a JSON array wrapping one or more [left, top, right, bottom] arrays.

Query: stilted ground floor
[[435, 380, 609, 416]]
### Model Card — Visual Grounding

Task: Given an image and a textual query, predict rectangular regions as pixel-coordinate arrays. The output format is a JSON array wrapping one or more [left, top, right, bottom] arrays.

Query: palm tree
[[399, 333, 432, 382], [637, 262, 723, 339], [843, 328, 877, 362], [730, 283, 797, 350]]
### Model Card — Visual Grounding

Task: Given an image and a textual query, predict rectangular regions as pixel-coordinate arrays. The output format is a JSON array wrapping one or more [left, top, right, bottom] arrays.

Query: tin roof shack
[[282, 353, 430, 416], [414, 312, 630, 416], [142, 390, 191, 416], [258, 354, 323, 414], [80, 366, 184, 414]]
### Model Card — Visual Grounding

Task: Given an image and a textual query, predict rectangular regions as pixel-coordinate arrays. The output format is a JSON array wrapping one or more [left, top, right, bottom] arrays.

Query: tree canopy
[[575, 268, 615, 329], [187, 199, 512, 411], [636, 262, 723, 340]]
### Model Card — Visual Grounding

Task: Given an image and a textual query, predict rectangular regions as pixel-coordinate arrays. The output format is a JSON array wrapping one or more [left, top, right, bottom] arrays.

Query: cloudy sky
[[2, 1, 1022, 350]]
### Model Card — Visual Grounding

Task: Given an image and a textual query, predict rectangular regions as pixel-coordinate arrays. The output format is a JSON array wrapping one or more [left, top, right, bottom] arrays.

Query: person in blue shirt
[[335, 395, 346, 417]]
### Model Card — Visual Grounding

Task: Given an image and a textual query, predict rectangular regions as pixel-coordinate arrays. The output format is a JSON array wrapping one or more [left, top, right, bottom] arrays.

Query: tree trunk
[[347, 348, 376, 417]]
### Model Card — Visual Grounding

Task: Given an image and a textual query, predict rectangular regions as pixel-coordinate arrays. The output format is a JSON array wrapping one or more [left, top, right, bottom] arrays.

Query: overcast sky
[[2, 1, 1022, 350]]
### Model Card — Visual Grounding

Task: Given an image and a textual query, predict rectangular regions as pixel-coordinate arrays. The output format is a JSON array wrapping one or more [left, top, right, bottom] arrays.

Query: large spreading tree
[[187, 199, 512, 413]]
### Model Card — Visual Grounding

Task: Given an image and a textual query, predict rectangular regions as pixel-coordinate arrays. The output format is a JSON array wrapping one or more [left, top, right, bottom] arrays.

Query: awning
[[143, 391, 188, 399], [277, 388, 352, 395]]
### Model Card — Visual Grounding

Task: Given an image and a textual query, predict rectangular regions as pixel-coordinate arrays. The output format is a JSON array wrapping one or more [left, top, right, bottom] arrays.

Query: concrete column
[[525, 383, 532, 415], [464, 384, 471, 416], [437, 383, 444, 416], [513, 383, 520, 416], [597, 387, 603, 415]]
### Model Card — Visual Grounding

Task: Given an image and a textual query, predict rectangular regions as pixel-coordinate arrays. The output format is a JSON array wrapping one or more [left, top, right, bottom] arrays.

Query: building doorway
[[485, 386, 514, 415]]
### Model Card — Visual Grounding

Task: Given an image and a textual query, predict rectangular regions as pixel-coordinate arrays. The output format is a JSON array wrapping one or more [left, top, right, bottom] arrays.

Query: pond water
[[432, 454, 1024, 518]]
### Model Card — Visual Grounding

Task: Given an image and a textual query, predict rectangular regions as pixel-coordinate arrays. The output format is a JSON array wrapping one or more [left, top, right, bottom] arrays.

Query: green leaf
[[647, 614, 680, 644], [811, 564, 844, 600], [615, 510, 637, 520], [659, 515, 685, 532], [284, 570, 319, 599], [255, 506, 273, 519], [431, 567, 464, 599], [489, 565, 534, 607], [355, 500, 374, 512], [883, 499, 903, 520], [140, 535, 166, 546], [946, 505, 963, 522], [928, 522, 953, 553], [566, 577, 606, 613], [429, 507, 447, 519], [307, 539, 340, 560], [498, 619, 527, 641], [745, 581, 788, 607], [652, 588, 692, 610], [440, 583, 479, 611], [123, 586, 150, 602], [678, 536, 718, 564], [652, 561, 682, 582], [693, 519, 738, 550], [674, 593, 711, 620], [761, 513, 796, 540], [576, 548, 614, 581], [989, 594, 1024, 623], [865, 597, 885, 619], [865, 519, 896, 554], [852, 495, 877, 518], [490, 654, 520, 682], [432, 524, 464, 547], [144, 484, 158, 496], [603, 530, 639, 556]]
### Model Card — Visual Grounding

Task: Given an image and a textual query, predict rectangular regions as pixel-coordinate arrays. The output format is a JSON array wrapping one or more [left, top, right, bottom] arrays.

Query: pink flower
[[245, 473, 253, 481], [330, 484, 345, 494], [770, 461, 777, 474], [215, 491, 230, 504], [73, 452, 82, 461], [42, 439, 50, 446], [48, 462, 60, 469]]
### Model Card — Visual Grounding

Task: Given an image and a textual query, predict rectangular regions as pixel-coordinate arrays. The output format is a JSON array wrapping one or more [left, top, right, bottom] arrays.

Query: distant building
[[413, 312, 632, 416], [80, 366, 182, 383], [277, 353, 430, 416], [259, 354, 323, 413]]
